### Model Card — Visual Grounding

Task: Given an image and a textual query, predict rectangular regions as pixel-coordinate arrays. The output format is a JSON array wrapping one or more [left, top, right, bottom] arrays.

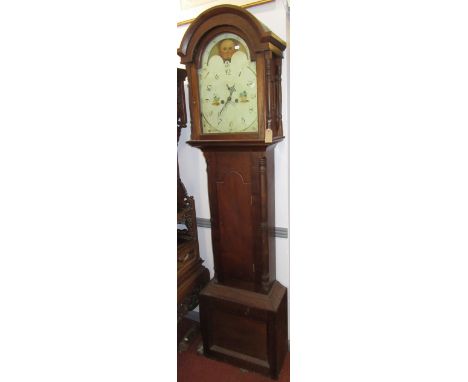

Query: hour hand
[[226, 84, 236, 94]]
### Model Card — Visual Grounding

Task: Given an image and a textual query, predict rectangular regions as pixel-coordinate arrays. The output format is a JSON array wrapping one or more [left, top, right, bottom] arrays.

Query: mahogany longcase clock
[[178, 5, 287, 378]]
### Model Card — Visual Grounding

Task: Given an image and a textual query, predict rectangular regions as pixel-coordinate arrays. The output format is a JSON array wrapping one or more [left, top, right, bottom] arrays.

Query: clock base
[[199, 279, 288, 379]]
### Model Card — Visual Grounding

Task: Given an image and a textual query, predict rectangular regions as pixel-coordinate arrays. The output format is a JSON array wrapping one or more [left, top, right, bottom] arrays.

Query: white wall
[[177, 1, 290, 299]]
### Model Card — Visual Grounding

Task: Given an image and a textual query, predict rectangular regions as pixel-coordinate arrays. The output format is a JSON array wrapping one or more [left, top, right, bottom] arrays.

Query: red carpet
[[178, 319, 290, 382]]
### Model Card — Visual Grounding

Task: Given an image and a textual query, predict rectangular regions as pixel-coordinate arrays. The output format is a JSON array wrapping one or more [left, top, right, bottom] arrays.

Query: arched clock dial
[[198, 33, 258, 134]]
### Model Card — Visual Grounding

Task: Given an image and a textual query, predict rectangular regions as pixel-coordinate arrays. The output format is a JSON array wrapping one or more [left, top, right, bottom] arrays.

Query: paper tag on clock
[[265, 128, 273, 143]]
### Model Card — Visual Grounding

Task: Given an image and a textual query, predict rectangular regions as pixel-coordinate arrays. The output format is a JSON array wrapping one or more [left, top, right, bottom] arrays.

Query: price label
[[265, 128, 273, 143]]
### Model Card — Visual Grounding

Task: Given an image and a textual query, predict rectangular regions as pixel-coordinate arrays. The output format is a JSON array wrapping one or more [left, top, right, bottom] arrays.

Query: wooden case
[[178, 5, 288, 378]]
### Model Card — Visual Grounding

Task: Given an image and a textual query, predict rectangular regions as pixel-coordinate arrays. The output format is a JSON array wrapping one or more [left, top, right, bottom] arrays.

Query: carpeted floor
[[177, 318, 290, 382]]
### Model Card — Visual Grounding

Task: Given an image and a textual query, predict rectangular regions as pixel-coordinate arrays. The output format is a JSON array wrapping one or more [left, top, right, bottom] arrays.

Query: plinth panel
[[212, 308, 268, 361]]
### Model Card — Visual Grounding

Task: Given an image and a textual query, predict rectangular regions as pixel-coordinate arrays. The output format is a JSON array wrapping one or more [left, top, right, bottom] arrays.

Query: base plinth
[[199, 280, 288, 379]]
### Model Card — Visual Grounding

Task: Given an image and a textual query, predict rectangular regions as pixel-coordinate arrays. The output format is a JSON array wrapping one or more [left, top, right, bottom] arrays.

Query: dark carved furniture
[[177, 68, 210, 322], [178, 6, 288, 379]]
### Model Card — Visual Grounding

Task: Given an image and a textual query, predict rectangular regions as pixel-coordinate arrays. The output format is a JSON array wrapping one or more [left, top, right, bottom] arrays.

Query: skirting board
[[196, 217, 288, 239]]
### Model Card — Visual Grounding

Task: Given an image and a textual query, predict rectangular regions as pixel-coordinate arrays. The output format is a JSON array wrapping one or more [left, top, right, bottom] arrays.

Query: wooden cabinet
[[178, 6, 288, 378], [177, 68, 209, 322]]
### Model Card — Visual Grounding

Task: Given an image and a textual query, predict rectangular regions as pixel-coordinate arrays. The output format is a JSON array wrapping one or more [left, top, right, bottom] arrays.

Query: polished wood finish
[[202, 145, 278, 293], [178, 4, 286, 144], [177, 68, 209, 322], [178, 6, 287, 377], [199, 280, 288, 379]]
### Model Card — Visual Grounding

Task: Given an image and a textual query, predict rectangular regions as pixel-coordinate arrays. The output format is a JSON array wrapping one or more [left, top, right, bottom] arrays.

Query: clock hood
[[177, 4, 286, 65], [178, 4, 286, 145]]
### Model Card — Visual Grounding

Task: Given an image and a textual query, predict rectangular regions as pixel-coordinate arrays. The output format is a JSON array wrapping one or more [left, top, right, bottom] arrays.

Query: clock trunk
[[203, 145, 277, 293]]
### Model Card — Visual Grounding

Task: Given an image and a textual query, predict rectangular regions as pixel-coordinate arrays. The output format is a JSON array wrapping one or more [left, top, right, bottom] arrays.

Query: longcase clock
[[178, 5, 287, 379]]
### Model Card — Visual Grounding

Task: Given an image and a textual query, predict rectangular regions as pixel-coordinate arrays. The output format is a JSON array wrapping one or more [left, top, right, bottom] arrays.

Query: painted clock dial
[[198, 33, 258, 134]]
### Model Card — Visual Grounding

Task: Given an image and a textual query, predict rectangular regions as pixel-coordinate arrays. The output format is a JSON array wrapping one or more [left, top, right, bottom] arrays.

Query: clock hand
[[218, 85, 236, 116], [226, 84, 236, 98], [218, 99, 229, 116]]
